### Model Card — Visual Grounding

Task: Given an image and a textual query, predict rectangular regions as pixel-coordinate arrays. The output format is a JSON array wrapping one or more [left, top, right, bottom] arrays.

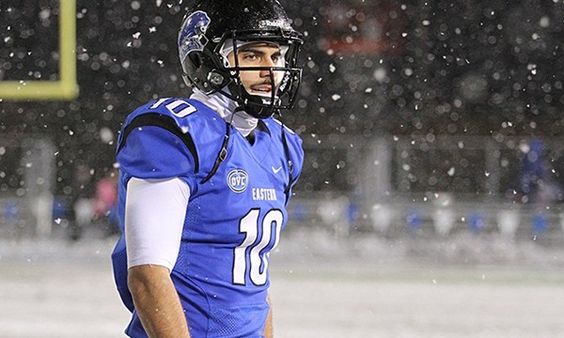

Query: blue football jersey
[[111, 97, 303, 338]]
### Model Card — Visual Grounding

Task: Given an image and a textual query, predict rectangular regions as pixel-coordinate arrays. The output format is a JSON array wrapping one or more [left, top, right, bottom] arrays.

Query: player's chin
[[248, 89, 275, 98]]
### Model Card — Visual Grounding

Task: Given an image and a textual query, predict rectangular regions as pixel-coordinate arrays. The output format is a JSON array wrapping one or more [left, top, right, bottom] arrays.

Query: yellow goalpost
[[0, 0, 78, 101]]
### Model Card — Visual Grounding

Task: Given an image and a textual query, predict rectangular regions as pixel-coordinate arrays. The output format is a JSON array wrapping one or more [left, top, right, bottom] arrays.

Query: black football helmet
[[178, 0, 303, 119]]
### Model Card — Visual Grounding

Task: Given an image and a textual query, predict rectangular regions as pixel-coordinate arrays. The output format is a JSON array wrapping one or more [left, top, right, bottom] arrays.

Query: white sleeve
[[125, 177, 190, 271]]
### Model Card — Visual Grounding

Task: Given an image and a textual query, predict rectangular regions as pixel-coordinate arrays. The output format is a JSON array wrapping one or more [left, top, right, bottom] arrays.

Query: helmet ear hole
[[189, 53, 203, 69]]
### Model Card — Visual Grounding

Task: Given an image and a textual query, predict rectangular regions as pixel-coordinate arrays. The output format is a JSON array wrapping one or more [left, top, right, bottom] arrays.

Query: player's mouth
[[250, 84, 273, 93]]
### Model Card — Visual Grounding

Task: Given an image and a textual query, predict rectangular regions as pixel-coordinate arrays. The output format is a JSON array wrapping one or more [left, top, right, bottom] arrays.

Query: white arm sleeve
[[125, 177, 190, 271]]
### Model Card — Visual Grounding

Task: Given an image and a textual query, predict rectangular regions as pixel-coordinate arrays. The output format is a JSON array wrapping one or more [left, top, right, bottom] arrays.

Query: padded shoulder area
[[117, 98, 229, 179], [264, 118, 305, 184], [121, 98, 224, 138]]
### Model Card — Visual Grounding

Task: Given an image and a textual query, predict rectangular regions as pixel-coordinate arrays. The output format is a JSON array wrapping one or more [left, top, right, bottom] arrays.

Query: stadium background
[[2, 0, 564, 337]]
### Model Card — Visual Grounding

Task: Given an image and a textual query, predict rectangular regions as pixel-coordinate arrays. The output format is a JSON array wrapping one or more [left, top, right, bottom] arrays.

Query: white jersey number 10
[[150, 98, 197, 118], [233, 209, 283, 286]]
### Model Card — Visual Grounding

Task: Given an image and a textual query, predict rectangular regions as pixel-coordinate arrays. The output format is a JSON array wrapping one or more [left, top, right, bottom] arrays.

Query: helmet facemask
[[179, 26, 303, 119], [213, 30, 303, 118]]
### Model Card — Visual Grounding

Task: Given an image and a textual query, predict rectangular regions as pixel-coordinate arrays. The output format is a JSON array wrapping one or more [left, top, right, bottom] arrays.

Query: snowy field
[[1, 230, 564, 338]]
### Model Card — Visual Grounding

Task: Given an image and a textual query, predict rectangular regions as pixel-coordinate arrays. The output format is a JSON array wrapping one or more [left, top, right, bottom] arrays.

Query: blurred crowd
[[1, 0, 564, 236]]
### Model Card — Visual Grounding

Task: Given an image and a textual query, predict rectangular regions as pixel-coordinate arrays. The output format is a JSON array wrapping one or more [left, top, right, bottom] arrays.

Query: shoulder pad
[[265, 118, 303, 148], [119, 98, 224, 147], [263, 118, 304, 186], [270, 118, 298, 135], [123, 98, 210, 131], [118, 98, 228, 177]]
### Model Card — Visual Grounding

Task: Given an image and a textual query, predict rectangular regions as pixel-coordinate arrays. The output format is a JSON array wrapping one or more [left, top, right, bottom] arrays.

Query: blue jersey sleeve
[[116, 113, 199, 192], [117, 126, 195, 176], [115, 98, 231, 194]]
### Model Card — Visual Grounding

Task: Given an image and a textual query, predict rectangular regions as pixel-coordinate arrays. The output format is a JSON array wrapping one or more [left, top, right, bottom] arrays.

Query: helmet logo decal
[[259, 19, 290, 29], [178, 10, 211, 62], [227, 169, 249, 193]]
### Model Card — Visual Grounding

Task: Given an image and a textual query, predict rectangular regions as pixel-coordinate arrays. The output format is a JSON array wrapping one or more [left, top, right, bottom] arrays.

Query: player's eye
[[242, 53, 259, 61]]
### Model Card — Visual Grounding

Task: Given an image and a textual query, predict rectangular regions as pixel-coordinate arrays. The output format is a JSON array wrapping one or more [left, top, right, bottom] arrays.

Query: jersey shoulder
[[117, 98, 228, 180], [121, 97, 224, 139], [118, 97, 229, 155], [264, 117, 303, 146], [263, 118, 304, 180]]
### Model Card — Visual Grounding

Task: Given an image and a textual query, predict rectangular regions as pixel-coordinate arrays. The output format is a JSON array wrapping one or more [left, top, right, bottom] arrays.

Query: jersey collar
[[190, 88, 258, 137]]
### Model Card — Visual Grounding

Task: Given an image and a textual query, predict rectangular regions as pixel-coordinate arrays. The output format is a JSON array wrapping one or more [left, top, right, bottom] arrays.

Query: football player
[[111, 0, 304, 337]]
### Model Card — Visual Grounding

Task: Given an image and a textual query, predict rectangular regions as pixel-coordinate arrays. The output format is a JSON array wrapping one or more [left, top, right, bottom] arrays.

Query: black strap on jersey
[[200, 118, 294, 190], [117, 113, 200, 174], [201, 121, 231, 184]]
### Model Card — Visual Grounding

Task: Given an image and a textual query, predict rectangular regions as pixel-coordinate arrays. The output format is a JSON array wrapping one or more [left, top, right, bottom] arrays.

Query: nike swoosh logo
[[272, 166, 282, 174]]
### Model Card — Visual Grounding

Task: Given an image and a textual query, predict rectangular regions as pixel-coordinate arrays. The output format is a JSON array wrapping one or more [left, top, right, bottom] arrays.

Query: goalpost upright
[[0, 0, 78, 237]]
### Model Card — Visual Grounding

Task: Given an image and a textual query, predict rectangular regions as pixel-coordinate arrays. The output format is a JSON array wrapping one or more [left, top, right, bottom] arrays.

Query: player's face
[[227, 42, 286, 97]]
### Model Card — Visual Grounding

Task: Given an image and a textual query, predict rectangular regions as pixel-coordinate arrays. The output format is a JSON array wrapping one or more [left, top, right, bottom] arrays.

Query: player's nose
[[259, 55, 278, 78], [261, 65, 279, 80], [259, 69, 272, 78]]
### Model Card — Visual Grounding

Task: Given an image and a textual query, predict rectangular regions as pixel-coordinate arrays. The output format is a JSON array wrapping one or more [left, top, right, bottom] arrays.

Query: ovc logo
[[227, 169, 249, 193]]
